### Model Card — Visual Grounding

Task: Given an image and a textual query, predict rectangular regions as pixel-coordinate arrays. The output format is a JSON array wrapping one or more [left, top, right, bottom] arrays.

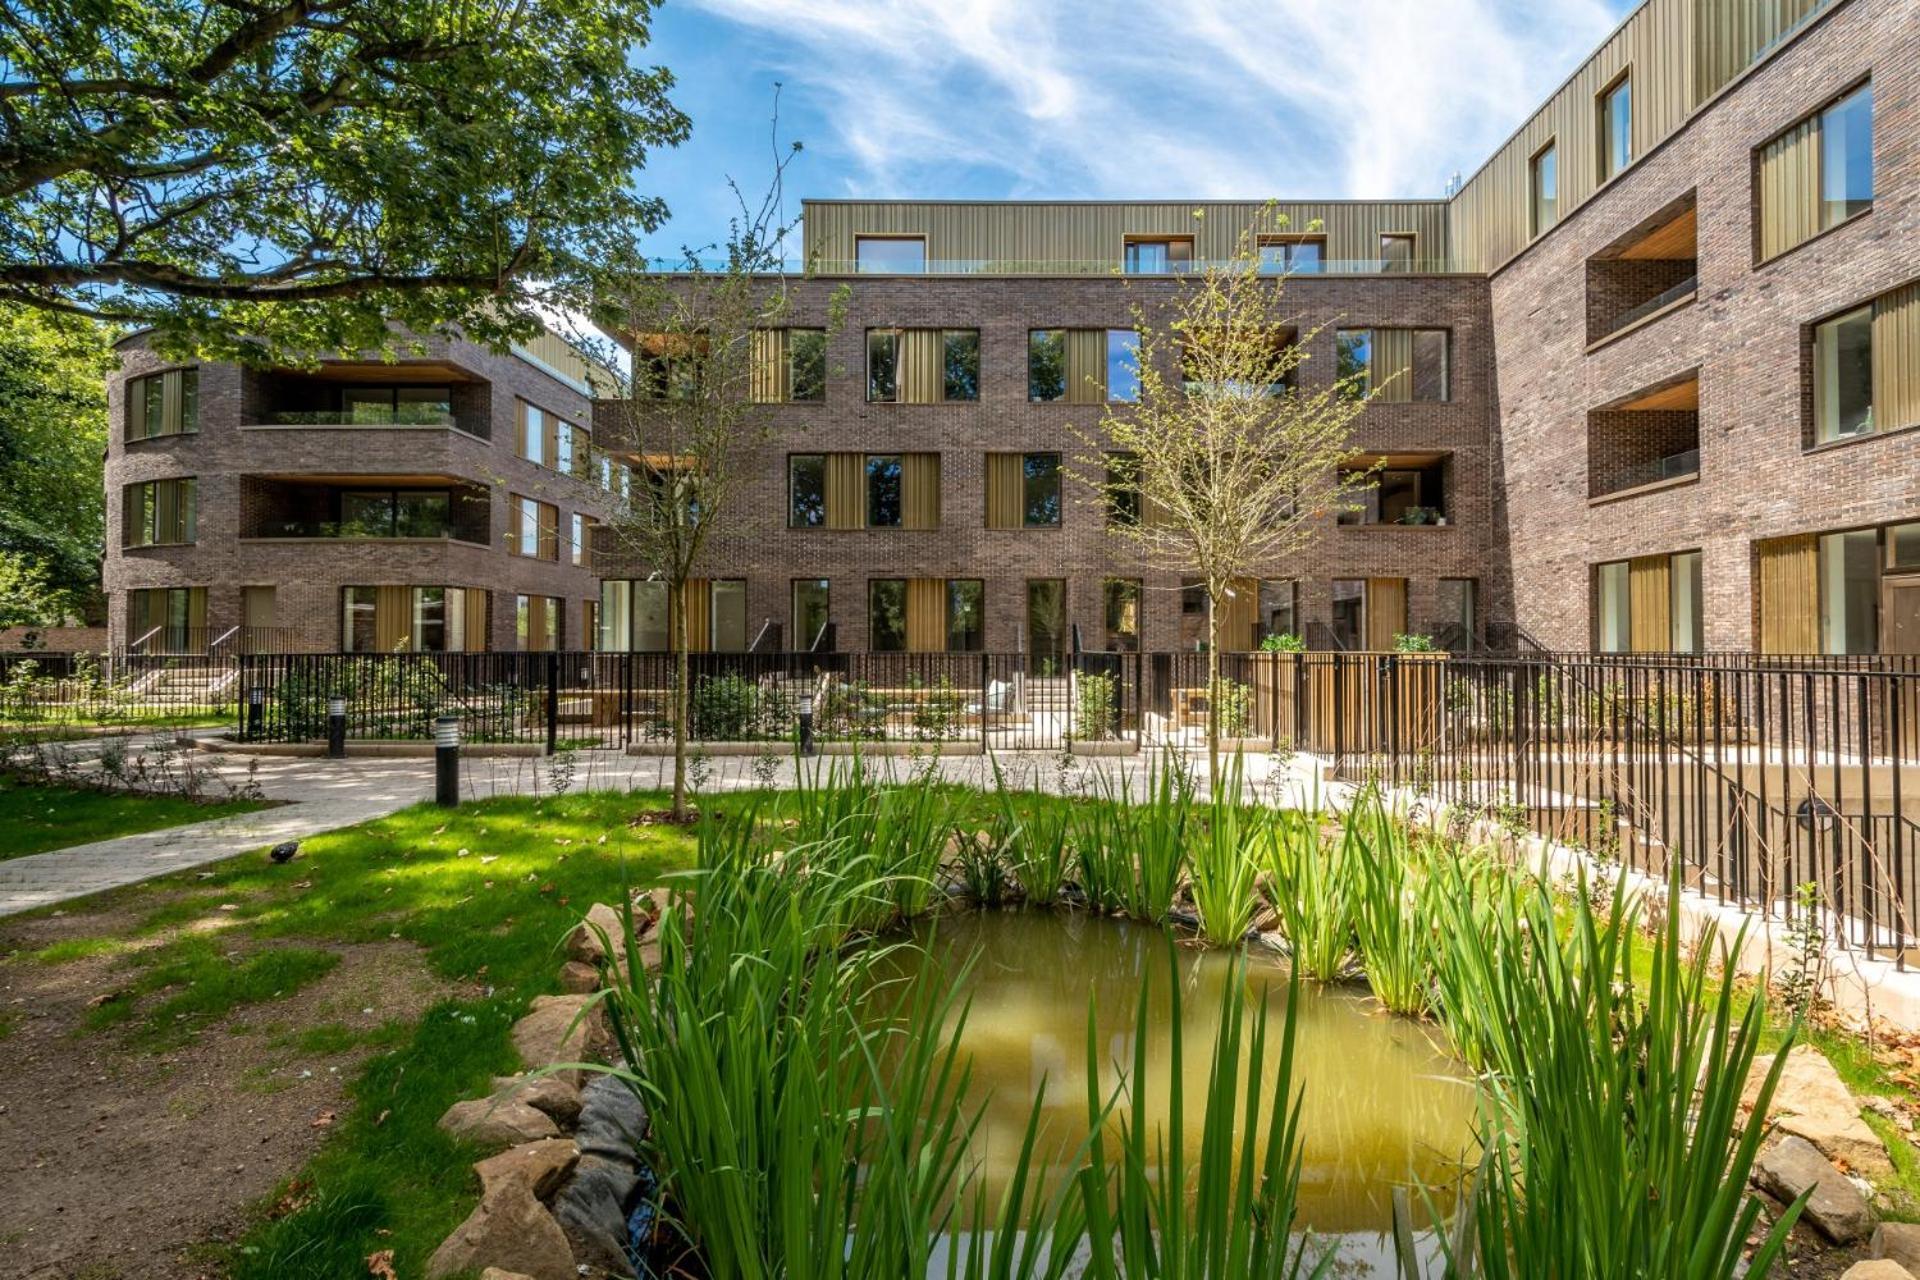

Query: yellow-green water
[[870, 910, 1481, 1271]]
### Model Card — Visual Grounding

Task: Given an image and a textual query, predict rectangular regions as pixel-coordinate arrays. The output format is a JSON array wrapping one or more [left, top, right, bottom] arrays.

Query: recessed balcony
[[239, 477, 492, 545], [1588, 373, 1701, 501], [1337, 453, 1453, 527], [244, 363, 492, 438], [1586, 194, 1697, 347]]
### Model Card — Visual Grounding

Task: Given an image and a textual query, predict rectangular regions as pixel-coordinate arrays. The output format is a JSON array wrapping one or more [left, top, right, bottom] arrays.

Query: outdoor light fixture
[[327, 697, 347, 758], [798, 692, 817, 757], [434, 714, 461, 807]]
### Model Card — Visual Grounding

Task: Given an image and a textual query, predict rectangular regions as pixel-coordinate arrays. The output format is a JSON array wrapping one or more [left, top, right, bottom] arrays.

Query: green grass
[[1, 708, 235, 733], [0, 776, 268, 859]]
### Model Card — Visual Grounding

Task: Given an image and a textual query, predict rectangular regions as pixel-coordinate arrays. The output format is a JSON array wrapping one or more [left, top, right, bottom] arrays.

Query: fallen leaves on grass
[[366, 1249, 397, 1279]]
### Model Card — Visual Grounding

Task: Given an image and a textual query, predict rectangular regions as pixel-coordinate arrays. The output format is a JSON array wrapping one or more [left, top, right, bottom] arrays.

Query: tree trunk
[[1207, 582, 1222, 798], [672, 578, 689, 821]]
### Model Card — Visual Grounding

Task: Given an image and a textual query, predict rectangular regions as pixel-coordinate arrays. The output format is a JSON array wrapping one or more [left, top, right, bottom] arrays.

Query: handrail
[[129, 625, 162, 656]]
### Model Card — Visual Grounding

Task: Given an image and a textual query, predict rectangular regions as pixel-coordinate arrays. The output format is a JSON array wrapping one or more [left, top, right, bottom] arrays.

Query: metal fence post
[[979, 651, 991, 755], [545, 651, 559, 755]]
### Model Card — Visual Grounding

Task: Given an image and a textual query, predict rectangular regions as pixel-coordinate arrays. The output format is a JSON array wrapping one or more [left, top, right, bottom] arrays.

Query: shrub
[[1259, 632, 1306, 653], [1073, 671, 1119, 741]]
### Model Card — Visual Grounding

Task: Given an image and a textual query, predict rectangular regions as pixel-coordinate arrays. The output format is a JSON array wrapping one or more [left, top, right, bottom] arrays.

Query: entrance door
[[1885, 577, 1920, 759]]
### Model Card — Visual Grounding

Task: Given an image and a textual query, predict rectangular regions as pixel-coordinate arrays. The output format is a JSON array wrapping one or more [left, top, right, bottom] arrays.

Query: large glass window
[[788, 454, 826, 527], [338, 489, 450, 538], [345, 385, 451, 425], [1437, 579, 1476, 645], [1821, 528, 1880, 654], [413, 587, 447, 653], [1411, 330, 1450, 402], [1123, 238, 1192, 274], [1023, 453, 1062, 527], [792, 579, 830, 650], [1258, 238, 1323, 275], [1105, 452, 1141, 527], [869, 579, 908, 652], [1106, 329, 1140, 403], [711, 579, 748, 652], [1026, 580, 1067, 673], [866, 330, 899, 403], [127, 368, 199, 440], [943, 330, 980, 402], [866, 454, 903, 527], [1813, 306, 1874, 443], [1531, 142, 1559, 237], [1670, 550, 1702, 653], [122, 477, 197, 546], [1595, 561, 1630, 652], [1029, 330, 1066, 402], [1331, 580, 1366, 651], [1600, 75, 1632, 180], [855, 237, 925, 273], [790, 329, 827, 402], [634, 581, 670, 652], [1261, 580, 1298, 642], [1103, 578, 1142, 652], [1379, 234, 1414, 272], [947, 579, 985, 652], [1820, 82, 1874, 230], [342, 586, 377, 652], [1335, 329, 1371, 396]]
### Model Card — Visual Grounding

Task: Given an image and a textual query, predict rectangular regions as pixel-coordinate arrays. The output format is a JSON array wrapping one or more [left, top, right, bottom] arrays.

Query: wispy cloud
[[686, 0, 1625, 200]]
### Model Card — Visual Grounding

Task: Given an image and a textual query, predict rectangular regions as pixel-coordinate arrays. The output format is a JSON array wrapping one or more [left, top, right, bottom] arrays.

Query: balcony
[[1589, 373, 1701, 501], [1586, 194, 1697, 347], [245, 363, 492, 439], [239, 478, 491, 545], [642, 255, 1470, 277], [1337, 453, 1452, 527]]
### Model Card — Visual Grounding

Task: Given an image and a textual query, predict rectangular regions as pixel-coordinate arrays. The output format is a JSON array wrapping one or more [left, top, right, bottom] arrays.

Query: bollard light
[[326, 697, 347, 759], [246, 685, 264, 741], [434, 714, 461, 807], [797, 692, 817, 757]]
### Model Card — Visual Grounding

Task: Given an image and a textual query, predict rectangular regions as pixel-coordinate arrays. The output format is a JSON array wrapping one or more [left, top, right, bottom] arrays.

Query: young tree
[[572, 122, 835, 819], [1080, 215, 1376, 781], [0, 1, 688, 363]]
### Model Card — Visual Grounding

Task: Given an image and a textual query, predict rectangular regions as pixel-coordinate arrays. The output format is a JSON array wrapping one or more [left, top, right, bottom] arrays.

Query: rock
[[1754, 1135, 1876, 1244], [1250, 907, 1281, 933], [575, 1075, 647, 1162], [476, 1138, 579, 1202], [438, 1097, 562, 1151], [511, 994, 609, 1084], [557, 960, 600, 993], [551, 1153, 641, 1277], [426, 1180, 575, 1280], [1744, 1046, 1894, 1177], [1841, 1263, 1915, 1280], [1875, 1222, 1920, 1272], [480, 1270, 539, 1280], [566, 903, 629, 969], [491, 1074, 583, 1128], [634, 933, 663, 976]]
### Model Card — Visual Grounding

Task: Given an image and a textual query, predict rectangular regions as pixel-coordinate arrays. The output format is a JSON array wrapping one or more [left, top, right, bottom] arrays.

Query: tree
[[0, 305, 114, 623], [0, 0, 689, 363], [1080, 214, 1376, 781], [573, 120, 835, 819]]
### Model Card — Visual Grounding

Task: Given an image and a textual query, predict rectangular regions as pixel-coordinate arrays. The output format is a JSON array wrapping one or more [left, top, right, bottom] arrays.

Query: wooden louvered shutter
[[153, 479, 178, 545], [1066, 330, 1107, 404], [1757, 535, 1819, 654], [1873, 282, 1920, 434], [900, 453, 941, 530], [1628, 555, 1672, 653], [825, 453, 865, 529], [751, 329, 789, 403], [538, 503, 558, 561], [985, 454, 1024, 529], [1366, 578, 1407, 650], [375, 586, 412, 651], [128, 377, 149, 440], [898, 330, 944, 404], [1370, 329, 1414, 403], [906, 579, 947, 653], [465, 590, 490, 652], [678, 579, 713, 653], [160, 371, 183, 437], [1758, 119, 1819, 262], [1219, 578, 1259, 652]]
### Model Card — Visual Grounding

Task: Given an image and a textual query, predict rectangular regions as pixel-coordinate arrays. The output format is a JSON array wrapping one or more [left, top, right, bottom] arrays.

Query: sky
[[632, 0, 1640, 259]]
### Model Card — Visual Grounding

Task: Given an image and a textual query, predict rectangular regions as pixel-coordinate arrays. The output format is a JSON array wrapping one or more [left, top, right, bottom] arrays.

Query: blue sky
[[633, 0, 1639, 257]]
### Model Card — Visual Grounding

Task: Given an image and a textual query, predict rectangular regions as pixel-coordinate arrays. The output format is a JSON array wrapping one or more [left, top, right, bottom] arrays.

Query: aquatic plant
[[1263, 808, 1355, 981]]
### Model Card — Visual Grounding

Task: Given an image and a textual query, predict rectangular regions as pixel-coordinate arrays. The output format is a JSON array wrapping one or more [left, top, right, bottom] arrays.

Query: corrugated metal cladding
[[1448, 0, 1833, 273], [800, 201, 1452, 268]]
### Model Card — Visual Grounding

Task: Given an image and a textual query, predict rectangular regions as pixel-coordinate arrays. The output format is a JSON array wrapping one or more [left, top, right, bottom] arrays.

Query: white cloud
[[687, 0, 1624, 199]]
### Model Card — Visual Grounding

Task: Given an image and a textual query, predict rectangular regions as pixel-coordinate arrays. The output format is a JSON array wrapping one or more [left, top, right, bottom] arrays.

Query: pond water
[[868, 911, 1481, 1273]]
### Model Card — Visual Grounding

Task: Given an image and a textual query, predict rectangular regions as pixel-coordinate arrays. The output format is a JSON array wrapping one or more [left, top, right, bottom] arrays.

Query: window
[[1106, 329, 1140, 403], [1261, 580, 1298, 643], [1026, 580, 1067, 672], [571, 513, 591, 567], [792, 579, 830, 650], [122, 477, 197, 546], [1411, 330, 1450, 402], [1599, 75, 1632, 181], [1339, 461, 1448, 526], [790, 329, 828, 402], [1593, 552, 1701, 652], [855, 237, 925, 273], [1105, 452, 1141, 527], [1437, 579, 1477, 645], [869, 579, 908, 651], [516, 594, 560, 652], [1820, 528, 1880, 654], [1103, 579, 1142, 652], [130, 586, 203, 651], [1891, 522, 1920, 572], [866, 454, 902, 527], [1123, 237, 1193, 274], [1331, 580, 1366, 651], [789, 454, 827, 527], [1258, 237, 1324, 275], [517, 401, 586, 473], [1820, 83, 1874, 230], [1024, 453, 1062, 527], [1813, 306, 1874, 443], [1336, 329, 1371, 393], [126, 368, 199, 440], [1670, 551, 1702, 653], [711, 579, 748, 653], [343, 586, 378, 653], [343, 385, 451, 426], [413, 587, 448, 653], [866, 330, 898, 403], [554, 420, 591, 479], [1029, 330, 1066, 402], [337, 489, 452, 538], [1379, 234, 1415, 272], [512, 495, 558, 560], [342, 585, 473, 653], [944, 330, 980, 402], [1530, 142, 1558, 237], [948, 579, 985, 652], [1595, 561, 1631, 652], [1335, 329, 1449, 402]]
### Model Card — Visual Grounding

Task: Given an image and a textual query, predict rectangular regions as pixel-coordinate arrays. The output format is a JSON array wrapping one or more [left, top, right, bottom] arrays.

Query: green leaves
[[1, 1, 690, 362]]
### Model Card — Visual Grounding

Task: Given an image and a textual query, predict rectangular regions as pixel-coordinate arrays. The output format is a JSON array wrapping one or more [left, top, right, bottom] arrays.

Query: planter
[[1068, 740, 1139, 757]]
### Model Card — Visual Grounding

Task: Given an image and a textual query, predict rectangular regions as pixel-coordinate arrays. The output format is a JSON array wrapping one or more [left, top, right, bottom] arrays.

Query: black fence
[[0, 650, 240, 727]]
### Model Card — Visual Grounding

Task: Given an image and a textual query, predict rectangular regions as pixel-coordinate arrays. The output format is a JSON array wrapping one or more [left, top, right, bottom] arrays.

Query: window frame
[[854, 235, 928, 274], [1021, 452, 1063, 528], [1530, 139, 1559, 239], [1378, 233, 1416, 273], [125, 367, 200, 441], [1121, 235, 1195, 274], [791, 578, 831, 650], [1597, 70, 1632, 183], [787, 453, 828, 528], [1808, 302, 1875, 447], [1256, 235, 1326, 275]]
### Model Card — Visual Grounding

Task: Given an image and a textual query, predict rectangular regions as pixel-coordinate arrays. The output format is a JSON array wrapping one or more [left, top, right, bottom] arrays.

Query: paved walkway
[[0, 740, 1330, 918]]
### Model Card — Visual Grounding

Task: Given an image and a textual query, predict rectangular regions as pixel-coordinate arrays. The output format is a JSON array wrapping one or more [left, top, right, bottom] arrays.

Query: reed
[[1345, 792, 1433, 1015], [1262, 808, 1355, 981]]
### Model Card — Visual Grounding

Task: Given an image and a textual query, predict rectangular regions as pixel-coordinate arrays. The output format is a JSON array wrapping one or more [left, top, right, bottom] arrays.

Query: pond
[[868, 910, 1481, 1274]]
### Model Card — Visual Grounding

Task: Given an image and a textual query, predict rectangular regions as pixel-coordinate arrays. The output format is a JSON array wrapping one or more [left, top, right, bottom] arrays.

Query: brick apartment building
[[104, 0, 1919, 660]]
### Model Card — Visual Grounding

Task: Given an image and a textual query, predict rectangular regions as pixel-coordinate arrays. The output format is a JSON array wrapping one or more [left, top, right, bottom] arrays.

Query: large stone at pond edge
[[438, 1097, 561, 1151], [480, 1270, 539, 1280], [426, 1181, 575, 1280], [511, 994, 610, 1083], [1841, 1263, 1916, 1280], [476, 1138, 579, 1202], [1743, 1046, 1894, 1177], [551, 1154, 641, 1278], [566, 903, 629, 968], [1755, 1136, 1876, 1244], [558, 960, 600, 993], [491, 1074, 583, 1128], [1875, 1222, 1920, 1272], [575, 1075, 648, 1162]]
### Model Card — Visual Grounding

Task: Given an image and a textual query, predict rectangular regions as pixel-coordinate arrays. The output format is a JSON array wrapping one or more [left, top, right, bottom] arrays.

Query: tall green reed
[[1073, 763, 1189, 923], [1188, 766, 1263, 946], [1345, 792, 1433, 1015], [1263, 808, 1355, 981]]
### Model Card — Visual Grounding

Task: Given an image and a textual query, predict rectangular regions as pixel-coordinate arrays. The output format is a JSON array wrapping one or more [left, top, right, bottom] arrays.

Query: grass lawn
[[0, 775, 270, 859]]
